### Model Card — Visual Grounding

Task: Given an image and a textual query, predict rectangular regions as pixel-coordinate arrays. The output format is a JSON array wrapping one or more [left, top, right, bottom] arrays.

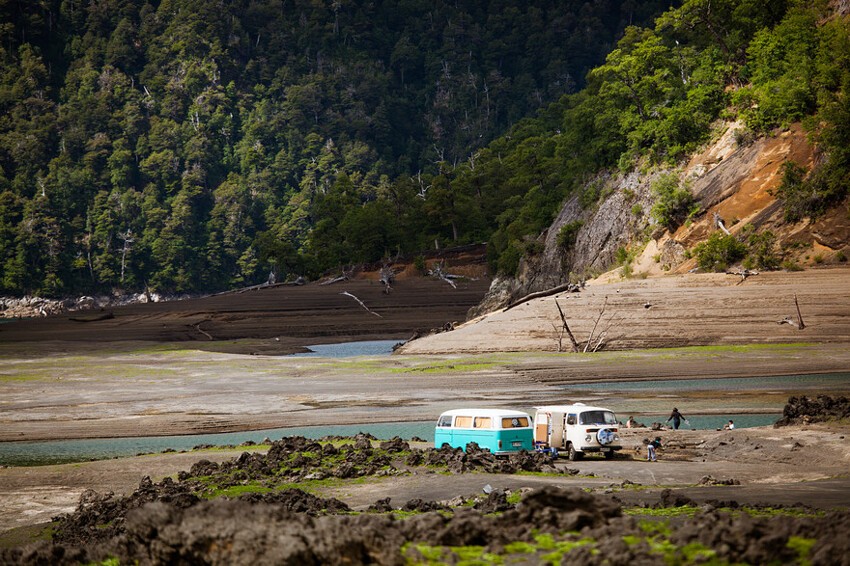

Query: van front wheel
[[567, 443, 582, 461]]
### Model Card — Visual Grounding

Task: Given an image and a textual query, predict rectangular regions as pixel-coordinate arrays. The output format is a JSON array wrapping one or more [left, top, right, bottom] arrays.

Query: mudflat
[[1, 268, 850, 561]]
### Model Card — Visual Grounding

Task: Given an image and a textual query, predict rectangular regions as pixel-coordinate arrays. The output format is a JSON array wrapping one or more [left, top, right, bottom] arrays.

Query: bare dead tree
[[553, 298, 579, 353], [119, 228, 134, 283], [552, 295, 618, 353], [583, 296, 608, 353], [428, 260, 459, 288], [379, 264, 396, 294], [340, 291, 382, 317]]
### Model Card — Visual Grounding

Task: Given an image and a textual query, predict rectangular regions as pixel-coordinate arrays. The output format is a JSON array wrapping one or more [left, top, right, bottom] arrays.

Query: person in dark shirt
[[667, 408, 685, 429]]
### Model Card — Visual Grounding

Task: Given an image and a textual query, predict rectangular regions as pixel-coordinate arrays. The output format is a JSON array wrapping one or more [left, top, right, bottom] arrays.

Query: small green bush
[[413, 255, 427, 275], [693, 233, 747, 272], [650, 173, 699, 230], [745, 229, 780, 270], [556, 221, 584, 251]]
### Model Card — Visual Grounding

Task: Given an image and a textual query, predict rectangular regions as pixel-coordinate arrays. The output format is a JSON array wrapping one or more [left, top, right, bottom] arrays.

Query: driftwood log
[[340, 291, 382, 317], [506, 281, 582, 311], [726, 268, 759, 284], [777, 293, 806, 330]]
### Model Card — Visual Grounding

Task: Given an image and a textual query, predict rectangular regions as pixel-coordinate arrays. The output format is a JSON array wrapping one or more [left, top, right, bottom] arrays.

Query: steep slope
[[401, 121, 850, 355], [471, 120, 848, 314]]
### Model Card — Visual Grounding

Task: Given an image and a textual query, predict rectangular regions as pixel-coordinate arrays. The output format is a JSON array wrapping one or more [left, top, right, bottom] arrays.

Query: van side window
[[567, 414, 577, 425], [502, 417, 529, 428], [437, 415, 453, 427], [473, 416, 492, 429], [454, 415, 473, 428]]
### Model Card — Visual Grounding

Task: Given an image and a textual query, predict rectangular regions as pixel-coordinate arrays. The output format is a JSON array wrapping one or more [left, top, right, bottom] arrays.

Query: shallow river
[[2, 340, 844, 466], [0, 414, 780, 467]]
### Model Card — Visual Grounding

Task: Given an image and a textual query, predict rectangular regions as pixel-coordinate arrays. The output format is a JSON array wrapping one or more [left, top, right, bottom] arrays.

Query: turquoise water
[[290, 339, 406, 357], [0, 414, 780, 467], [0, 421, 433, 467]]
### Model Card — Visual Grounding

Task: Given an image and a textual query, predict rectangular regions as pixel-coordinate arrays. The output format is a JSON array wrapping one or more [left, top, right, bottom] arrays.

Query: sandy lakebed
[[1, 268, 850, 563]]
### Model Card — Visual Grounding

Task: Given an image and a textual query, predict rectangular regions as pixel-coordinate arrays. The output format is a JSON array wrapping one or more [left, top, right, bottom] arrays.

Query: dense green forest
[[0, 0, 847, 295]]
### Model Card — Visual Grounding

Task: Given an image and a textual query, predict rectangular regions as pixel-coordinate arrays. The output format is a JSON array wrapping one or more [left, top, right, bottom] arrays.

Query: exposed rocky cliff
[[473, 121, 850, 314]]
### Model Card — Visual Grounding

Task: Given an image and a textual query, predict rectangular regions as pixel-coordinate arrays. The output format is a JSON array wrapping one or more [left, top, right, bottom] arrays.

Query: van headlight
[[585, 434, 593, 443]]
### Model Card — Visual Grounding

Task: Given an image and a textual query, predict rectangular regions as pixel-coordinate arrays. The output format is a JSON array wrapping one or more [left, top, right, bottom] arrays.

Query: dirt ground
[[399, 267, 850, 354], [2, 267, 850, 559]]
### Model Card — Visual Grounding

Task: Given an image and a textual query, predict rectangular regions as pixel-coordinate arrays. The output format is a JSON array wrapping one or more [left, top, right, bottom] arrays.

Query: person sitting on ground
[[666, 407, 686, 430], [626, 416, 637, 428], [723, 420, 735, 430]]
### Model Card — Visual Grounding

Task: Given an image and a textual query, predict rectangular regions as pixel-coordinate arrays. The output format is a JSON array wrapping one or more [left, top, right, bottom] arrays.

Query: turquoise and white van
[[434, 408, 534, 454]]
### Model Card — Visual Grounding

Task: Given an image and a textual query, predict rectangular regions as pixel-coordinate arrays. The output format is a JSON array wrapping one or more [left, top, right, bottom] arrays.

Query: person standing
[[667, 408, 685, 430]]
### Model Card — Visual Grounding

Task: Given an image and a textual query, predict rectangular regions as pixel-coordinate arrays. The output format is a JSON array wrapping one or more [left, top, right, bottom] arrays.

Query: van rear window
[[473, 416, 492, 428], [502, 417, 529, 428]]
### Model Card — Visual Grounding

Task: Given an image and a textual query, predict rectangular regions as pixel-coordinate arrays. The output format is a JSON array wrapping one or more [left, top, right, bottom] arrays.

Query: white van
[[533, 404, 621, 460]]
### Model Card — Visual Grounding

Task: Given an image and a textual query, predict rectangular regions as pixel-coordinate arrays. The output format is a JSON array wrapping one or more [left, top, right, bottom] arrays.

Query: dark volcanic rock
[[775, 395, 850, 426]]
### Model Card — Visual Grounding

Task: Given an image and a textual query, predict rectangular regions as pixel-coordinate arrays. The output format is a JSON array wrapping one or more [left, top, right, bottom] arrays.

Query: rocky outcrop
[[0, 292, 182, 319], [775, 395, 850, 427], [472, 120, 841, 315]]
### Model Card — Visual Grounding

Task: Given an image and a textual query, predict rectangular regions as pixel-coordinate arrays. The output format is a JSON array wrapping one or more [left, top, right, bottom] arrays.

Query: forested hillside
[[0, 0, 670, 295], [1, 0, 848, 297]]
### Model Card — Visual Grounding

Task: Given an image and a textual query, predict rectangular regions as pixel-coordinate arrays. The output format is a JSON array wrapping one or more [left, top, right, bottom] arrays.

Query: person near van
[[723, 420, 735, 430], [645, 437, 661, 461], [626, 416, 637, 428], [666, 408, 685, 430]]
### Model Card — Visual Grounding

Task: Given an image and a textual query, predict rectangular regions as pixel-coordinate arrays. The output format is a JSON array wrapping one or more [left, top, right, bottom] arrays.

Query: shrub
[[693, 233, 747, 272], [413, 255, 427, 275], [556, 221, 583, 251], [650, 173, 699, 230], [745, 229, 780, 270], [773, 160, 847, 222]]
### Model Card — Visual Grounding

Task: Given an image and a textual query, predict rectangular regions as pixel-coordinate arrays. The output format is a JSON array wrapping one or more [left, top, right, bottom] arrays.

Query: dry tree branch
[[340, 291, 382, 317], [554, 297, 579, 352], [583, 295, 609, 353]]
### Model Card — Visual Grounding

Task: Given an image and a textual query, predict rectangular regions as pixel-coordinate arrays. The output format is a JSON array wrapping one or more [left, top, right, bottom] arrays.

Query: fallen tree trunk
[[340, 291, 382, 318], [506, 282, 581, 311]]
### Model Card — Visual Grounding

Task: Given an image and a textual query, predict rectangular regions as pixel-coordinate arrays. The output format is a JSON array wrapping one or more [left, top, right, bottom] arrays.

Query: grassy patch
[[0, 523, 54, 550], [395, 361, 499, 374], [404, 535, 597, 566], [624, 506, 700, 518], [787, 536, 816, 566]]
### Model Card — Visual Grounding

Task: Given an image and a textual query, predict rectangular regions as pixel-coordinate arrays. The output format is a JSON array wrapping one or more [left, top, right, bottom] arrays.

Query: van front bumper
[[580, 445, 622, 452]]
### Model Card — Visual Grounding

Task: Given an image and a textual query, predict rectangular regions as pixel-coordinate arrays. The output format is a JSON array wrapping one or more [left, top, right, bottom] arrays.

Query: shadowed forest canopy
[[0, 0, 846, 295]]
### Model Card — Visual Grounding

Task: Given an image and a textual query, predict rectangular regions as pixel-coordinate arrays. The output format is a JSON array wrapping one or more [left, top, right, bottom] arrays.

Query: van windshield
[[579, 411, 617, 425]]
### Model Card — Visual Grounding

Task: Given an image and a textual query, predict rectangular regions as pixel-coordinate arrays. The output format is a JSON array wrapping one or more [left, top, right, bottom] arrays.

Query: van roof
[[438, 408, 531, 418], [534, 404, 614, 413]]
